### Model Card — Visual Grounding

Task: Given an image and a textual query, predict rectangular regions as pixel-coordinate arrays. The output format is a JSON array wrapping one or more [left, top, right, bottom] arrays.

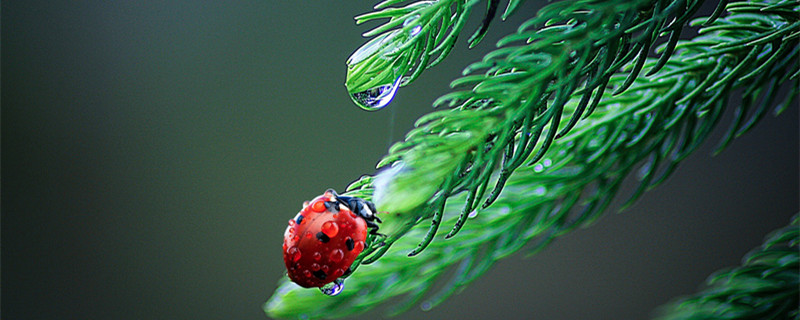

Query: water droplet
[[409, 25, 422, 37], [321, 221, 339, 238], [303, 269, 311, 278], [329, 249, 344, 263], [311, 200, 326, 212], [353, 241, 365, 253], [534, 186, 547, 196], [403, 15, 422, 37], [333, 268, 344, 278], [533, 163, 544, 172], [421, 301, 432, 311], [349, 76, 401, 111], [313, 252, 322, 261], [347, 30, 401, 67], [288, 247, 302, 262], [320, 279, 345, 296], [311, 263, 321, 271], [543, 159, 552, 167], [468, 210, 478, 218]]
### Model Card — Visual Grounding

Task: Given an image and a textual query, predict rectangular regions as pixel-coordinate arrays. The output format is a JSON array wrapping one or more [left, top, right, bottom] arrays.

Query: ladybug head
[[327, 189, 382, 235]]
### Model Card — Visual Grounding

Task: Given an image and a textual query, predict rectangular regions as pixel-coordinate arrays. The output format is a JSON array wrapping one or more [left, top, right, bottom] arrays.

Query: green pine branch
[[266, 0, 799, 318], [654, 215, 799, 320]]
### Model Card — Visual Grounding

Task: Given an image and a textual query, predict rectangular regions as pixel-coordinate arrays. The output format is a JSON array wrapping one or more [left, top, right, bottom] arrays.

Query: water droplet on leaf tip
[[421, 302, 432, 311], [347, 30, 401, 66], [320, 279, 345, 296], [349, 77, 401, 111]]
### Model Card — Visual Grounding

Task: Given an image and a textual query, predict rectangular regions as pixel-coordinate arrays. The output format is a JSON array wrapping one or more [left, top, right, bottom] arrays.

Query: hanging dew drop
[[346, 30, 401, 67], [345, 27, 411, 110], [320, 279, 345, 296], [349, 76, 401, 111]]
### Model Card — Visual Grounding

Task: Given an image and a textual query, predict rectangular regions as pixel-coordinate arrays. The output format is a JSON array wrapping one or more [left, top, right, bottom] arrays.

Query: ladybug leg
[[366, 219, 383, 236]]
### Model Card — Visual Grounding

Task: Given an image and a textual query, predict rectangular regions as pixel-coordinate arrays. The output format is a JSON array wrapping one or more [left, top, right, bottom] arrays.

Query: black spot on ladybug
[[295, 215, 304, 224], [345, 238, 355, 251], [316, 232, 330, 243], [313, 270, 327, 280]]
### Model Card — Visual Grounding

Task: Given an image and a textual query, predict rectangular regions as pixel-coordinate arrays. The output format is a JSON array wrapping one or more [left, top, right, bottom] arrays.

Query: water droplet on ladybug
[[313, 252, 322, 261], [304, 231, 312, 239], [333, 268, 344, 278], [329, 249, 344, 263], [353, 241, 365, 253], [320, 279, 345, 296], [321, 221, 339, 238], [288, 219, 295, 226], [349, 76, 401, 111], [311, 201, 326, 212], [288, 247, 302, 262], [311, 263, 321, 271], [321, 265, 329, 273], [303, 269, 311, 278]]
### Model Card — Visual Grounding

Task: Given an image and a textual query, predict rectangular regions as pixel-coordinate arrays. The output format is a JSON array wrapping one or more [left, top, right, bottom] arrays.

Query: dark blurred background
[[3, 1, 797, 319]]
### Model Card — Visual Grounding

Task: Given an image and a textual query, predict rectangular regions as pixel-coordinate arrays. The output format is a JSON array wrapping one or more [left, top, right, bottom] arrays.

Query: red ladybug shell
[[282, 191, 367, 288]]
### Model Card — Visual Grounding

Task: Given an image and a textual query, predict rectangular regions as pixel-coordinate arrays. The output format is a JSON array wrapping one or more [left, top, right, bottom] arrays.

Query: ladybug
[[282, 189, 381, 288]]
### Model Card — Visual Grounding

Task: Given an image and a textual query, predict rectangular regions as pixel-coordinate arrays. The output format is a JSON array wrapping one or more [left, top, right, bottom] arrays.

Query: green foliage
[[654, 215, 799, 320], [266, 0, 799, 318]]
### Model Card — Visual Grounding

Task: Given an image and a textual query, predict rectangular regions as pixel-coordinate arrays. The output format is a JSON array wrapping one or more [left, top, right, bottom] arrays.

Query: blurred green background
[[3, 1, 797, 319]]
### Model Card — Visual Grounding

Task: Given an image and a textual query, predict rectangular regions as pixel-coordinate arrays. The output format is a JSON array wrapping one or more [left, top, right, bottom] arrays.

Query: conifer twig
[[266, 0, 799, 318], [654, 215, 799, 320]]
